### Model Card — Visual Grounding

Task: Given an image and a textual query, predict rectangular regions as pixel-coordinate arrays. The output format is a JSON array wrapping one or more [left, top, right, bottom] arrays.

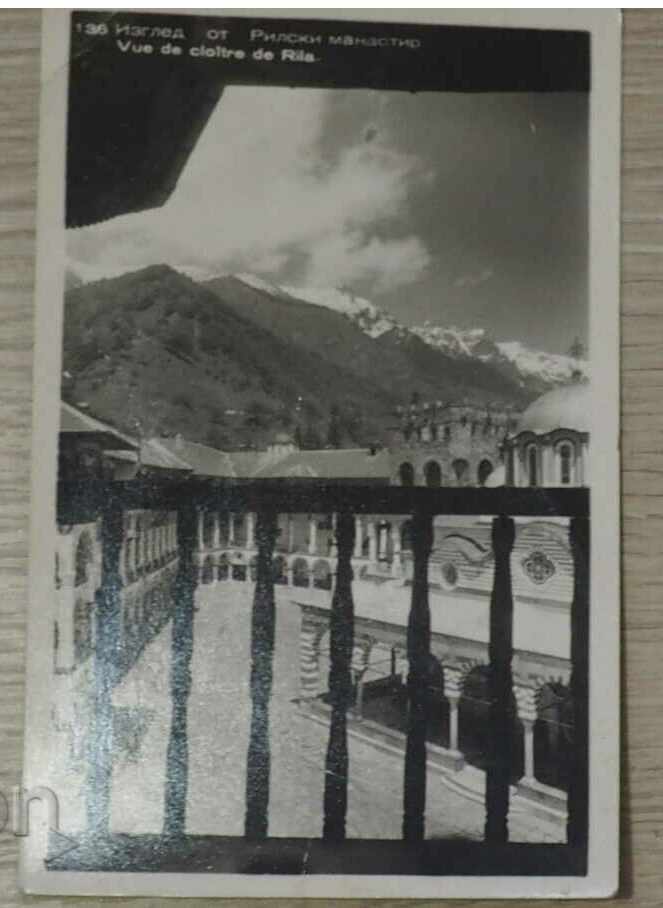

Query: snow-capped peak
[[234, 273, 587, 389], [411, 322, 491, 358], [279, 282, 403, 339], [235, 273, 285, 297], [495, 341, 587, 384]]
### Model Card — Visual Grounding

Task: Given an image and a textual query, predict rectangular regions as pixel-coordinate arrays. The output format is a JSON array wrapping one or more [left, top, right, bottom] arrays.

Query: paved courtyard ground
[[98, 581, 563, 843]]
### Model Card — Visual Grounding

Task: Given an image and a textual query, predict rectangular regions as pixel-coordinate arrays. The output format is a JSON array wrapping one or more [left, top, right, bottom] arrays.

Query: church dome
[[516, 382, 590, 435]]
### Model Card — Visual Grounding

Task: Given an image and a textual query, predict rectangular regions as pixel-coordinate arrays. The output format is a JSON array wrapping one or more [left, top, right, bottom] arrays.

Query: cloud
[[67, 86, 430, 295], [454, 267, 494, 289], [306, 232, 430, 293]]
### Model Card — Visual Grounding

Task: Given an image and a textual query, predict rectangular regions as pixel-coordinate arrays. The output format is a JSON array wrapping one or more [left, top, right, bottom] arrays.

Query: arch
[[424, 460, 442, 488], [557, 441, 574, 486], [459, 665, 523, 781], [233, 513, 247, 547], [292, 557, 309, 588], [272, 554, 288, 585], [217, 553, 229, 581], [74, 531, 94, 587], [477, 459, 494, 487], [201, 556, 214, 585], [203, 511, 216, 548], [451, 458, 469, 486], [526, 443, 539, 487], [426, 654, 449, 748], [312, 558, 332, 590], [534, 681, 573, 791], [398, 461, 415, 487], [427, 653, 445, 693]]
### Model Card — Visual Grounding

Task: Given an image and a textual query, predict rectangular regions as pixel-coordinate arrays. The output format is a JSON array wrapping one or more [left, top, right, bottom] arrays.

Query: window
[[558, 442, 573, 485], [527, 445, 538, 487], [424, 460, 442, 488], [441, 561, 458, 589], [451, 458, 469, 486], [399, 462, 415, 487], [477, 459, 493, 487]]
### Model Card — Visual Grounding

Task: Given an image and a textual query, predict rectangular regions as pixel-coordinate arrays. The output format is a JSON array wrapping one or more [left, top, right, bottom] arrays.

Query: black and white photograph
[[21, 9, 621, 899]]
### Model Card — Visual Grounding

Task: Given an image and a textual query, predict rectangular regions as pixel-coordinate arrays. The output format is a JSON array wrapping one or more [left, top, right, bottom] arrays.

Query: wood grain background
[[0, 9, 659, 905]]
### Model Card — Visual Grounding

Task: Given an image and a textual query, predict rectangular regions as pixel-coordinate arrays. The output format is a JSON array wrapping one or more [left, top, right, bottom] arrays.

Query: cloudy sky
[[67, 86, 588, 353]]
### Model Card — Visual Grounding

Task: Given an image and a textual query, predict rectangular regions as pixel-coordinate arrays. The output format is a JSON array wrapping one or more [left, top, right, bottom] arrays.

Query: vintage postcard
[[21, 9, 621, 899]]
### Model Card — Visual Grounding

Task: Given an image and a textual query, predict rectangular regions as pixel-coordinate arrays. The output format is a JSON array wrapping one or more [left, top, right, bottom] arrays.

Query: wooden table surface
[[0, 10, 660, 906]]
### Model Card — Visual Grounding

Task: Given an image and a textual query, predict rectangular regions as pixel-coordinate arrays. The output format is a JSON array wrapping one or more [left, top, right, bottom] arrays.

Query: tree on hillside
[[327, 404, 342, 448], [245, 400, 272, 430], [302, 422, 323, 450]]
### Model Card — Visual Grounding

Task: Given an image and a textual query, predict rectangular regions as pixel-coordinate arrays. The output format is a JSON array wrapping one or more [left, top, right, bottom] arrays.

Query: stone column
[[126, 520, 136, 579], [367, 521, 378, 564], [299, 622, 321, 699], [228, 513, 235, 546], [288, 514, 295, 553], [246, 512, 255, 550], [515, 684, 538, 782], [212, 513, 220, 550], [445, 668, 462, 753], [330, 513, 338, 558], [354, 516, 363, 559], [378, 523, 388, 561], [197, 509, 205, 551], [391, 521, 402, 577], [308, 515, 317, 555], [438, 665, 464, 772]]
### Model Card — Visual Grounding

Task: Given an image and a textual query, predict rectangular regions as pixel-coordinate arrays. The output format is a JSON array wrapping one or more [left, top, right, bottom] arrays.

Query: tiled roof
[[60, 401, 136, 449], [61, 402, 393, 482], [156, 436, 237, 477], [251, 448, 392, 480], [139, 439, 193, 471]]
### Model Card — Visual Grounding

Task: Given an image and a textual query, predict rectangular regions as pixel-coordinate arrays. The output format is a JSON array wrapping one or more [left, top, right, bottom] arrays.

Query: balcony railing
[[54, 477, 589, 877]]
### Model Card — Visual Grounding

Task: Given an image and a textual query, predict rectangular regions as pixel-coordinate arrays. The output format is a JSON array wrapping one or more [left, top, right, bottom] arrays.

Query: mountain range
[[61, 265, 586, 450]]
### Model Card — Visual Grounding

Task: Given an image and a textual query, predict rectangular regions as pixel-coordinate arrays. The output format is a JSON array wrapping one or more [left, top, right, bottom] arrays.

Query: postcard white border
[[21, 7, 621, 899]]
